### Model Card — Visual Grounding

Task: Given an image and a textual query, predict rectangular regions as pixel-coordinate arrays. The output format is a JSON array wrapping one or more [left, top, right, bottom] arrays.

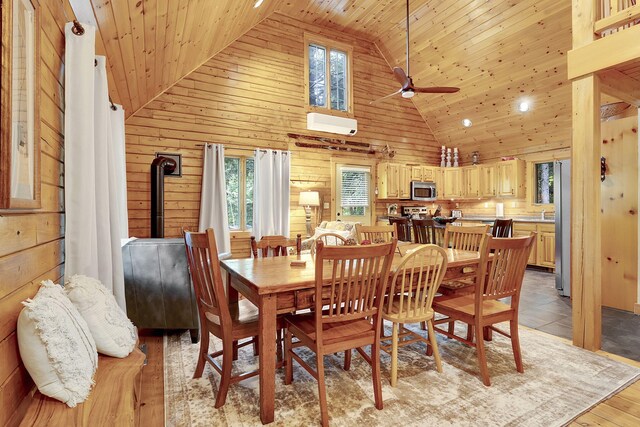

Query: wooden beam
[[599, 69, 640, 107], [594, 3, 640, 34], [571, 74, 602, 351], [568, 24, 640, 80]]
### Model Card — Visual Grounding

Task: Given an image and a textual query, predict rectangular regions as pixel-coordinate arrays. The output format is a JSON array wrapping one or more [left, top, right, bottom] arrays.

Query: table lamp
[[299, 191, 320, 237]]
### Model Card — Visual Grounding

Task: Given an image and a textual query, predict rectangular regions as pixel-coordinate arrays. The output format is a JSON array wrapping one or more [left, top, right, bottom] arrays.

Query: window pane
[[535, 162, 554, 204], [225, 158, 240, 229], [309, 44, 326, 107], [245, 158, 254, 229], [341, 169, 369, 207], [342, 206, 365, 216], [330, 50, 348, 111]]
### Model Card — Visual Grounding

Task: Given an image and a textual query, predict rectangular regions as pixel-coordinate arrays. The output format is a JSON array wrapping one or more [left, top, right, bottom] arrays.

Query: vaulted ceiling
[[69, 0, 592, 159]]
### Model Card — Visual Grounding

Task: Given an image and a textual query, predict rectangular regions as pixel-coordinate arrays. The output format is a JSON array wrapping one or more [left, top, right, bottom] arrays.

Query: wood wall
[[0, 1, 69, 425], [124, 13, 441, 239]]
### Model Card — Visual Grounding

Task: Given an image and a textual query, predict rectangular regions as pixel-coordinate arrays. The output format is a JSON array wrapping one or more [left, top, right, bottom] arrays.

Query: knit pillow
[[65, 275, 137, 358], [17, 280, 98, 407]]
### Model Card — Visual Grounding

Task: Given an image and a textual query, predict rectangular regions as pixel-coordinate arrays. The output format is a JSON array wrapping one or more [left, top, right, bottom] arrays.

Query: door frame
[[330, 156, 376, 225]]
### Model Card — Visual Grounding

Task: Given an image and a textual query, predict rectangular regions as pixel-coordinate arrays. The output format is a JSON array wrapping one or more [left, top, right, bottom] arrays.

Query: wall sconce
[[299, 191, 320, 237]]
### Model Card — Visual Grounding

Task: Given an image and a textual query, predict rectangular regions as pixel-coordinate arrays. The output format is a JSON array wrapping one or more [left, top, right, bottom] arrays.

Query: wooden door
[[538, 231, 556, 268], [600, 116, 638, 312], [399, 165, 411, 199], [497, 162, 515, 197], [463, 167, 479, 198], [479, 165, 496, 197], [513, 222, 537, 265]]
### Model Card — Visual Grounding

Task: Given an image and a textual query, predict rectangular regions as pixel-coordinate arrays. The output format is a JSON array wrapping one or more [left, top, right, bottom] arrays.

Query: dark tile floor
[[518, 269, 640, 361]]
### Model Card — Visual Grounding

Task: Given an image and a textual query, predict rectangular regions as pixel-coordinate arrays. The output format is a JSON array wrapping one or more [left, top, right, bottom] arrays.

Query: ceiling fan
[[371, 0, 460, 104]]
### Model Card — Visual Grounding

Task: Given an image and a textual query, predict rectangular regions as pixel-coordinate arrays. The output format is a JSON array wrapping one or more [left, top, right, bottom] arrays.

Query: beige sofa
[[300, 220, 360, 252]]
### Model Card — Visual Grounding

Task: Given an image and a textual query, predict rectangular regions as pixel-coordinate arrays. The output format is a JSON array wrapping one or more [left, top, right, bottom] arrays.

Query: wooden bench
[[18, 349, 146, 427]]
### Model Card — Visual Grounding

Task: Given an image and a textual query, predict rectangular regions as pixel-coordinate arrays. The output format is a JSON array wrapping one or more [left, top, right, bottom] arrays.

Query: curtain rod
[[194, 144, 289, 155]]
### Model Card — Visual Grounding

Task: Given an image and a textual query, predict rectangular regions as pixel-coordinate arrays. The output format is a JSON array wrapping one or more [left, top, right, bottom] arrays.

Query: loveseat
[[300, 220, 361, 252]]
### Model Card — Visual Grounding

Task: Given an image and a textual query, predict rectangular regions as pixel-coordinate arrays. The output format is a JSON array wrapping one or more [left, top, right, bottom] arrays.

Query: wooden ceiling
[[70, 0, 638, 159], [69, 0, 281, 116]]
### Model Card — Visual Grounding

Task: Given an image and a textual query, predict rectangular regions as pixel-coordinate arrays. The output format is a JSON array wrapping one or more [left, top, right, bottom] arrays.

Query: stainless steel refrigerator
[[554, 160, 570, 297]]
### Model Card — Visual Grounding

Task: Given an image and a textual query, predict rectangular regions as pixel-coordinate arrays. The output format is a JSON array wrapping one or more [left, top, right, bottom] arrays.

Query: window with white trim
[[225, 157, 254, 230], [340, 167, 369, 217], [306, 35, 352, 114]]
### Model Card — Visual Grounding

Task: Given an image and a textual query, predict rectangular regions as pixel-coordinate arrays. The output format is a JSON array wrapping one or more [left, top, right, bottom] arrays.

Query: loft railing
[[596, 0, 640, 36]]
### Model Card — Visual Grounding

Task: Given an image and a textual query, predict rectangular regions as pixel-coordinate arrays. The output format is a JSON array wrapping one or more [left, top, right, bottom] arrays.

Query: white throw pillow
[[17, 280, 98, 407], [65, 275, 137, 358], [312, 227, 351, 242]]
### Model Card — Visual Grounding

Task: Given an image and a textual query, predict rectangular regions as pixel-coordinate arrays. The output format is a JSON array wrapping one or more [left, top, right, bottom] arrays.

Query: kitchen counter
[[377, 215, 555, 224]]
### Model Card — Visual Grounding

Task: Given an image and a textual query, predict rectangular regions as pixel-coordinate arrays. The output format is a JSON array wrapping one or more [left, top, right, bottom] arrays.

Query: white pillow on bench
[[65, 275, 137, 358], [17, 280, 98, 407]]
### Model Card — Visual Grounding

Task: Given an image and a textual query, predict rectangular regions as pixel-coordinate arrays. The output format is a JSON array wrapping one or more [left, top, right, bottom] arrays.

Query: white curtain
[[64, 24, 127, 310], [198, 144, 231, 258], [110, 104, 129, 240], [253, 149, 290, 241]]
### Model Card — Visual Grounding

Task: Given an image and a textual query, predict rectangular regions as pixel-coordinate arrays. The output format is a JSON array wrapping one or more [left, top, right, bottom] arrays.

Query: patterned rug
[[164, 323, 639, 426]]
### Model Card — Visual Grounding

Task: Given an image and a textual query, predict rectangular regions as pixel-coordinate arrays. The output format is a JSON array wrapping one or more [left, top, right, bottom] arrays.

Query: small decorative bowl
[[433, 216, 458, 225]]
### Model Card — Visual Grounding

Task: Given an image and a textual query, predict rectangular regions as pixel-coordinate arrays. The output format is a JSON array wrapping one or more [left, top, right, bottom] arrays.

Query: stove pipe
[[150, 156, 177, 238]]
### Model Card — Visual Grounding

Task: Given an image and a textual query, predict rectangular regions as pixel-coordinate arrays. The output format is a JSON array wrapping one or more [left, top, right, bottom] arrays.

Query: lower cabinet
[[513, 222, 555, 269]]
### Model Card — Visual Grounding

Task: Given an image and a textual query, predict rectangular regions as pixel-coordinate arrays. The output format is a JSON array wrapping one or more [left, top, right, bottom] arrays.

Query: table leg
[[259, 294, 277, 424], [226, 270, 239, 304]]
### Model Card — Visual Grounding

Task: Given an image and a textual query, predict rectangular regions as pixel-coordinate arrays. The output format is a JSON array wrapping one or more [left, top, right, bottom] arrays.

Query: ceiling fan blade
[[393, 67, 410, 88], [369, 88, 403, 105], [413, 86, 460, 94]]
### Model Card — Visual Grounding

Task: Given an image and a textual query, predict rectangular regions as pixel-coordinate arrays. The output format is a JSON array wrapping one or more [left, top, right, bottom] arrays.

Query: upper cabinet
[[442, 168, 463, 199], [462, 166, 480, 198], [378, 162, 411, 199], [399, 165, 412, 199], [496, 159, 526, 198], [479, 165, 496, 198]]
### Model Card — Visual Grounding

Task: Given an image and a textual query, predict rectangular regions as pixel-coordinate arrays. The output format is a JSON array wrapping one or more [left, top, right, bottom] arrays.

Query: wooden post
[[570, 0, 601, 350]]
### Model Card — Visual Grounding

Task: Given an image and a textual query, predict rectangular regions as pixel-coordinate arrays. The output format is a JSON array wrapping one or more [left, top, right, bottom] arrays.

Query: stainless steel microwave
[[411, 181, 437, 201]]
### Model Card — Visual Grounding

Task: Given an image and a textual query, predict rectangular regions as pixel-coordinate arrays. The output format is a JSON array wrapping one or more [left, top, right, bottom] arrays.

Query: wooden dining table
[[220, 244, 482, 424]]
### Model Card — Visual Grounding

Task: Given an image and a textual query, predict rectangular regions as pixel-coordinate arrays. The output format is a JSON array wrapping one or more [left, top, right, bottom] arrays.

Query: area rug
[[164, 323, 639, 426]]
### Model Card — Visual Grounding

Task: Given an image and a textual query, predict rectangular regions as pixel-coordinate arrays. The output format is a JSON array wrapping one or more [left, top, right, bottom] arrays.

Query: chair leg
[[483, 326, 493, 341], [510, 319, 524, 373], [252, 336, 259, 357], [390, 322, 399, 387], [475, 327, 491, 386], [276, 329, 283, 362], [284, 329, 293, 385], [371, 339, 384, 410], [466, 324, 474, 342], [193, 329, 209, 379], [420, 321, 427, 331], [316, 354, 329, 427], [427, 320, 443, 373], [448, 320, 455, 335], [232, 340, 239, 360], [344, 349, 352, 371], [214, 340, 234, 408]]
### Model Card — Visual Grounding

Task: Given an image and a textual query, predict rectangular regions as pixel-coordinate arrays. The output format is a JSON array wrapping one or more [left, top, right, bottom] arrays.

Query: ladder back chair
[[412, 218, 438, 245], [389, 217, 412, 242], [355, 223, 397, 244], [439, 224, 490, 295], [251, 234, 302, 257], [310, 232, 349, 256], [284, 240, 398, 427], [433, 234, 536, 386], [184, 228, 264, 408], [492, 219, 513, 238], [381, 244, 448, 386]]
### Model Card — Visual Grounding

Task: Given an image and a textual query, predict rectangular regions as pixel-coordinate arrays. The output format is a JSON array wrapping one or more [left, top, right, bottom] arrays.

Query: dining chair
[[355, 223, 397, 244], [381, 244, 448, 387], [251, 234, 302, 257], [184, 228, 272, 408], [432, 233, 536, 386], [412, 218, 438, 245], [284, 240, 397, 427], [389, 217, 412, 242], [439, 224, 490, 295], [310, 232, 349, 256], [492, 219, 513, 238]]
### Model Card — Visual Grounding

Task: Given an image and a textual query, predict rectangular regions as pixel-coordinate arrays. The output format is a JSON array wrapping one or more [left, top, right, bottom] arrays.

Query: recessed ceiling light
[[518, 101, 530, 112], [462, 118, 472, 127], [254, 0, 264, 8]]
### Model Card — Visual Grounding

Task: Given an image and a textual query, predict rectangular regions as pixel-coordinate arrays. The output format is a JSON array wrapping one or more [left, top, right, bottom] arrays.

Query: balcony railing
[[596, 0, 640, 36]]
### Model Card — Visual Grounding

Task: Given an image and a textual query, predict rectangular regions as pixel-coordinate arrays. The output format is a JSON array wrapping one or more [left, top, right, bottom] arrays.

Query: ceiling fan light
[[401, 90, 415, 99]]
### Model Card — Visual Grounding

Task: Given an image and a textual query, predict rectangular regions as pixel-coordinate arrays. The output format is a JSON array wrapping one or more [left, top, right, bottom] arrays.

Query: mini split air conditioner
[[307, 112, 357, 135]]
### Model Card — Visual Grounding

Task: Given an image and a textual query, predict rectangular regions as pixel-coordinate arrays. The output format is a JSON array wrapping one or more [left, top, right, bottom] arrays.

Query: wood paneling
[[125, 13, 440, 239], [0, 1, 68, 424], [601, 116, 638, 312], [70, 0, 283, 117]]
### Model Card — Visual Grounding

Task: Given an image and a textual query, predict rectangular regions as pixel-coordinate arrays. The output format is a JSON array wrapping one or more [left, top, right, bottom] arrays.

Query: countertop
[[377, 215, 555, 224]]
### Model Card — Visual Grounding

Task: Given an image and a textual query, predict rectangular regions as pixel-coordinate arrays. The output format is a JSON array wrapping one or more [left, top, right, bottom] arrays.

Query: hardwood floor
[[137, 329, 640, 426]]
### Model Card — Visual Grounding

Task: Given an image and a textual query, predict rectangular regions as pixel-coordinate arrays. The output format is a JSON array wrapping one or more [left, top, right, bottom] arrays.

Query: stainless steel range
[[402, 206, 430, 219]]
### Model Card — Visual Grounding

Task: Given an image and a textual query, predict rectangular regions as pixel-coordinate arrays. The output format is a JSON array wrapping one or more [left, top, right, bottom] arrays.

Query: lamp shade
[[299, 191, 320, 207]]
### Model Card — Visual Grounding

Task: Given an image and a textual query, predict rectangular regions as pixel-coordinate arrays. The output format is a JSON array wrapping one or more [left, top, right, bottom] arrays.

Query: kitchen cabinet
[[462, 166, 480, 198], [377, 162, 400, 199], [496, 159, 526, 198], [479, 165, 496, 197], [422, 166, 438, 182], [512, 221, 555, 269], [411, 166, 423, 181], [442, 168, 463, 198], [399, 165, 412, 199]]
